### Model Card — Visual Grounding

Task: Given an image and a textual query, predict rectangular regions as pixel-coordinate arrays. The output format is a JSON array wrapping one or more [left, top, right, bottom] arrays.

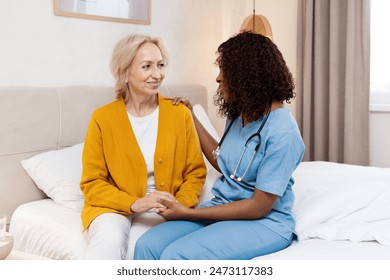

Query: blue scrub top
[[201, 108, 305, 240]]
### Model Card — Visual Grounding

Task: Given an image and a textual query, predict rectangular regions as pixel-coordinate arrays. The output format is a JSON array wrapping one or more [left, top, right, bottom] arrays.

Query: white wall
[[3, 0, 387, 167], [0, 0, 298, 136], [3, 1, 387, 167], [370, 112, 390, 167]]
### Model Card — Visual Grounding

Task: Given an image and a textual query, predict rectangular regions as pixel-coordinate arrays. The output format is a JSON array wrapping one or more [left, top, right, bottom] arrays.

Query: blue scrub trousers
[[134, 219, 293, 260]]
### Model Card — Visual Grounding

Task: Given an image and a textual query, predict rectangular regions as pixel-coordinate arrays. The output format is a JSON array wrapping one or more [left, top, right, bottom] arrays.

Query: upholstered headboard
[[0, 85, 208, 226]]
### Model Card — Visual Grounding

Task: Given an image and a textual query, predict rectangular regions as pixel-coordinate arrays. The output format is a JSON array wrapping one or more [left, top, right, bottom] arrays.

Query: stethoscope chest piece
[[212, 107, 271, 183]]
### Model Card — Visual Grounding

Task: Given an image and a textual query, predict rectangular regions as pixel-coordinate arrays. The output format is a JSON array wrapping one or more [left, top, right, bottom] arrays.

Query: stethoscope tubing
[[213, 105, 272, 182]]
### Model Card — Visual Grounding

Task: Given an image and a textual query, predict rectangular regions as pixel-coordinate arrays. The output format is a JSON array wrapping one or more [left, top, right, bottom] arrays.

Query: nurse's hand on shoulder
[[130, 191, 177, 214], [165, 96, 193, 111]]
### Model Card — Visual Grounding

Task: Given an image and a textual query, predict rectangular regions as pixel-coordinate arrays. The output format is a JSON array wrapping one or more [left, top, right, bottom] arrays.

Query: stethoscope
[[212, 106, 271, 182]]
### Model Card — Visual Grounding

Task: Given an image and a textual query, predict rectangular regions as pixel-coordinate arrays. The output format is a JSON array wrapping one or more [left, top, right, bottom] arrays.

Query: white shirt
[[127, 107, 159, 194]]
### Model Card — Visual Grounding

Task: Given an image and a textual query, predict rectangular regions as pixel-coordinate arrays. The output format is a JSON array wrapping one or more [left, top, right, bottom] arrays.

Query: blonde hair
[[110, 34, 169, 100]]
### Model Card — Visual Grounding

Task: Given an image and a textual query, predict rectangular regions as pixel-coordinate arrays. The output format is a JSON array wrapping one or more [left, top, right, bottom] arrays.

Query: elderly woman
[[80, 34, 206, 259], [134, 31, 305, 260]]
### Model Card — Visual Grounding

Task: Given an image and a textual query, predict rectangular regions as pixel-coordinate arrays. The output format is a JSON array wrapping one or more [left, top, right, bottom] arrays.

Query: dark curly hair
[[214, 31, 295, 122]]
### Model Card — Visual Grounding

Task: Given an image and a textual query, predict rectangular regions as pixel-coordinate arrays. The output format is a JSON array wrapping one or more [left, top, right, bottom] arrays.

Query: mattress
[[9, 199, 87, 260], [255, 239, 390, 260], [9, 199, 165, 260], [10, 199, 390, 260]]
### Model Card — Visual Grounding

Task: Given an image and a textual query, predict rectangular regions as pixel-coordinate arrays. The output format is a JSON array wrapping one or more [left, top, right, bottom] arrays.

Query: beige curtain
[[296, 0, 370, 165]]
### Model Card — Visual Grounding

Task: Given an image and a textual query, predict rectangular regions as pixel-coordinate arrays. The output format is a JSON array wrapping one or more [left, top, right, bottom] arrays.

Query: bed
[[1, 85, 390, 260]]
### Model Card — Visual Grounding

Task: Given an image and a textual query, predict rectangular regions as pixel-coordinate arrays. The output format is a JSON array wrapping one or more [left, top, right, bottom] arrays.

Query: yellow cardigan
[[80, 94, 206, 230]]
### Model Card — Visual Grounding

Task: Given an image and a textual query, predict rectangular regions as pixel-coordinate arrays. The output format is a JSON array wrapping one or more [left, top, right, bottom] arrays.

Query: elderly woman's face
[[127, 42, 166, 97]]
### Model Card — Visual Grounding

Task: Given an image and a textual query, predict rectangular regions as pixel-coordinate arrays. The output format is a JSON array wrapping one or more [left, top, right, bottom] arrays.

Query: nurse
[[134, 31, 305, 260]]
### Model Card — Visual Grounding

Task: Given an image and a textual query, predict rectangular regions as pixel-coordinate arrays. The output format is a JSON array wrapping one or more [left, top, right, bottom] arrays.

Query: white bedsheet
[[9, 199, 86, 259], [9, 199, 167, 260], [10, 199, 390, 260], [9, 160, 390, 260], [292, 161, 390, 246], [255, 239, 390, 260]]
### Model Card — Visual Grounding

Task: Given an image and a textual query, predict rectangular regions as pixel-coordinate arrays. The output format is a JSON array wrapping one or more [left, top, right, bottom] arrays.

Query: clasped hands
[[130, 190, 189, 220]]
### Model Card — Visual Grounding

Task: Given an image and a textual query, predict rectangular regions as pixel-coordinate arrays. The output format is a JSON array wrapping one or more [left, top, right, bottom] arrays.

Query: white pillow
[[193, 104, 220, 141], [292, 161, 390, 245], [21, 143, 84, 212]]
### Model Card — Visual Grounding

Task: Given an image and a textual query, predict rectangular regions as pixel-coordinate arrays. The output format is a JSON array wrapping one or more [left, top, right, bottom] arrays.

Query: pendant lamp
[[240, 0, 273, 40]]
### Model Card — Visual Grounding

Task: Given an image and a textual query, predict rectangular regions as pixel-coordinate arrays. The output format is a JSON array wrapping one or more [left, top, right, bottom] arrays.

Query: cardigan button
[[158, 158, 163, 164], [159, 181, 165, 187]]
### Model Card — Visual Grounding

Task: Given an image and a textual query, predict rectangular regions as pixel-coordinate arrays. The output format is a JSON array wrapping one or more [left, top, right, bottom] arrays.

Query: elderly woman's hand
[[165, 96, 193, 111], [130, 191, 177, 214]]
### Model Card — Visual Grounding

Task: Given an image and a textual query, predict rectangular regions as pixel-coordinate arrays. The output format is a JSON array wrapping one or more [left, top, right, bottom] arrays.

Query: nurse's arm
[[191, 112, 221, 172], [166, 96, 220, 172], [157, 189, 278, 221]]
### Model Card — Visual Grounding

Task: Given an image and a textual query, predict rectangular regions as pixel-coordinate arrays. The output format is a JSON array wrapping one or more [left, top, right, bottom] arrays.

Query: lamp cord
[[252, 0, 255, 31]]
